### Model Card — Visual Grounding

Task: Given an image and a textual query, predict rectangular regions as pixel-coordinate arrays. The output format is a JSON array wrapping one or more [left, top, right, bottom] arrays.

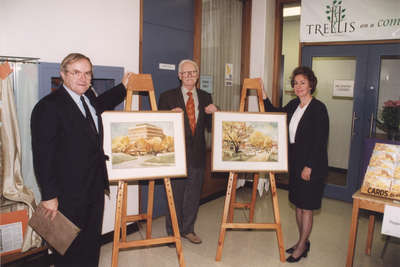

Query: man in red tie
[[159, 59, 217, 245]]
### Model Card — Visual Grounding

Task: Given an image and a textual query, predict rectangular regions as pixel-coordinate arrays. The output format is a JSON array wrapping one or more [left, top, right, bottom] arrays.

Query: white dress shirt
[[288, 102, 310, 144]]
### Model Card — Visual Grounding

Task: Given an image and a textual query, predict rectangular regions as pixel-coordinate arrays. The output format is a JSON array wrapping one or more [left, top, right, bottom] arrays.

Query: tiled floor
[[99, 188, 399, 267]]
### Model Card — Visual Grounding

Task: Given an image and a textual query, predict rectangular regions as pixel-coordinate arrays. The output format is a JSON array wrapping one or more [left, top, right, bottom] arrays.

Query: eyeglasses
[[179, 70, 198, 77], [66, 70, 92, 79]]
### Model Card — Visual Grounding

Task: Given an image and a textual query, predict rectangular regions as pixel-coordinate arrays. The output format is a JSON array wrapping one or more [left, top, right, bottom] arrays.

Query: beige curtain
[[0, 70, 42, 252], [201, 0, 243, 112]]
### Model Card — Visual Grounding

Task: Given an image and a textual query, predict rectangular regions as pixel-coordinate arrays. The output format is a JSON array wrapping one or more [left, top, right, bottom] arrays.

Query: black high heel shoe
[[285, 240, 310, 254], [286, 248, 308, 263]]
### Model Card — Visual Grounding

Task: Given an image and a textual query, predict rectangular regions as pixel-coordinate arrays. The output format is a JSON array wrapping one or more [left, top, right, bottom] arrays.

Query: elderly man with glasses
[[159, 59, 218, 246]]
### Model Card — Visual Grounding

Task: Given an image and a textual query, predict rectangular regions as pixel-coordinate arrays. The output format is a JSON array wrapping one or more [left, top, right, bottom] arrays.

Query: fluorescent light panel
[[283, 6, 301, 17]]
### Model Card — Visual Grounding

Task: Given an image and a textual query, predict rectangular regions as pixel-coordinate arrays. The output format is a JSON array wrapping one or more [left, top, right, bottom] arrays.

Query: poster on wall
[[300, 0, 400, 42], [224, 63, 233, 87], [200, 75, 213, 94]]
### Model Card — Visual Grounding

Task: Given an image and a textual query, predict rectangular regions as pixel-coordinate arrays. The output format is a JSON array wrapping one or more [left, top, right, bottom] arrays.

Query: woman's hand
[[301, 167, 312, 181], [258, 78, 267, 100], [122, 72, 135, 88]]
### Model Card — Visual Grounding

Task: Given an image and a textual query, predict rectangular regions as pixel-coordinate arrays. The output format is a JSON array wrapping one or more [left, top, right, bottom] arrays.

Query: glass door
[[302, 43, 400, 202], [365, 44, 400, 142], [302, 45, 369, 202]]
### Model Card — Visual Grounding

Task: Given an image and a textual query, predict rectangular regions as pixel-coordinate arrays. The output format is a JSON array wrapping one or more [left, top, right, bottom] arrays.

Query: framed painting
[[102, 111, 187, 181], [212, 112, 288, 172]]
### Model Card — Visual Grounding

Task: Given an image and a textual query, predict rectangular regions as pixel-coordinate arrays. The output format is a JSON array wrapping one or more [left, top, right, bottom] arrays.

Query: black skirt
[[288, 143, 325, 210]]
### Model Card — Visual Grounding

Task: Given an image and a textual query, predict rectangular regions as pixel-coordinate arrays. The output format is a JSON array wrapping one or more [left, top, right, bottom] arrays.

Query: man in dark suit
[[31, 53, 131, 267], [158, 59, 218, 245]]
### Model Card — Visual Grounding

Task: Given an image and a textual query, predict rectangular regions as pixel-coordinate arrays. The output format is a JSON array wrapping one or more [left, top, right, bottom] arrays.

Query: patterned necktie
[[80, 96, 98, 135], [186, 91, 196, 135]]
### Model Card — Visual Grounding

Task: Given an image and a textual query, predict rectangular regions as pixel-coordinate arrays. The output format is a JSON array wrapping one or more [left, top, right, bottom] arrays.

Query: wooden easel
[[111, 74, 185, 267], [215, 78, 286, 262]]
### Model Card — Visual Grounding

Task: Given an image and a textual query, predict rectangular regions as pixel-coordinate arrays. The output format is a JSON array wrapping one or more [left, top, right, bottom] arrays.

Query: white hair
[[178, 59, 199, 73]]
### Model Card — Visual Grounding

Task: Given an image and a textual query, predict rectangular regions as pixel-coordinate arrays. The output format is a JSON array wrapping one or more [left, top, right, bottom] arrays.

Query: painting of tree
[[221, 121, 278, 162]]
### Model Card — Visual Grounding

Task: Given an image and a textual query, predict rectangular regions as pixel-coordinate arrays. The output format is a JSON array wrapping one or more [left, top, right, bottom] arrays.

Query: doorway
[[301, 43, 400, 202]]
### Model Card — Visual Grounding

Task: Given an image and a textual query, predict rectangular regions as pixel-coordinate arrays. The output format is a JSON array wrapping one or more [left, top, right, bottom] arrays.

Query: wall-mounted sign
[[300, 0, 400, 42], [333, 80, 354, 98], [224, 63, 233, 87], [159, 63, 175, 71], [200, 75, 213, 94]]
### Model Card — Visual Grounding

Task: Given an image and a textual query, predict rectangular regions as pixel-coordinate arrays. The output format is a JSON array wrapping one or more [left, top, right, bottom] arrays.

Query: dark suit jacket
[[158, 87, 213, 168], [264, 97, 329, 181], [31, 84, 126, 207]]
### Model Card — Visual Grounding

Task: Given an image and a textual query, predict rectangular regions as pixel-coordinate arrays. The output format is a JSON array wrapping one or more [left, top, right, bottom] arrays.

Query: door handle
[[369, 113, 374, 138], [351, 112, 359, 137]]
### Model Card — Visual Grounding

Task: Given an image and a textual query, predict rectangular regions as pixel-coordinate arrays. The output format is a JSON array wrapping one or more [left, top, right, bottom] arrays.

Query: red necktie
[[186, 92, 196, 135]]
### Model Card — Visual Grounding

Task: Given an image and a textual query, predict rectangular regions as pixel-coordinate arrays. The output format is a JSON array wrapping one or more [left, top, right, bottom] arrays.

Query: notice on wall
[[224, 63, 233, 87], [200, 75, 213, 94], [158, 63, 175, 71], [382, 205, 400, 238], [333, 80, 354, 98]]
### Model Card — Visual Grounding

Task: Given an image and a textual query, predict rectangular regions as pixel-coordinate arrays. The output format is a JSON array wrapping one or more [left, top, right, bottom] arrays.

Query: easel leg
[[164, 178, 185, 267], [121, 182, 127, 242], [146, 180, 155, 239], [249, 173, 259, 223], [111, 181, 125, 267], [228, 173, 238, 223], [269, 173, 285, 262], [216, 172, 235, 261]]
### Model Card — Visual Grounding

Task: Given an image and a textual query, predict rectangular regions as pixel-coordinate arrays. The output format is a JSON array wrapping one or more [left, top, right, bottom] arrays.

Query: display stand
[[111, 74, 185, 267], [215, 78, 285, 262]]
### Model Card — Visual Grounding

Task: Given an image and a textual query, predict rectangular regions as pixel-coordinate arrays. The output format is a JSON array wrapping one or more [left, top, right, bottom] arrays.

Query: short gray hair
[[178, 59, 199, 73], [60, 53, 92, 73]]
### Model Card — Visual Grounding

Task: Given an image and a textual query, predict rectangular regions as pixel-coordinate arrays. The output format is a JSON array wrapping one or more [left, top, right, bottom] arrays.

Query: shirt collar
[[181, 86, 197, 96]]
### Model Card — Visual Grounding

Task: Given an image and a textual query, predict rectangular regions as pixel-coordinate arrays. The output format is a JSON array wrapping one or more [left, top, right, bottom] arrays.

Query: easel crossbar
[[122, 214, 148, 222], [118, 237, 177, 249], [222, 223, 280, 230]]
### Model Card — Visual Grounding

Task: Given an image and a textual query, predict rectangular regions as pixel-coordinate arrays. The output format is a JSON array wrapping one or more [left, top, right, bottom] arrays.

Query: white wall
[[282, 18, 300, 105], [249, 0, 275, 111], [1, 0, 140, 233], [0, 0, 139, 73]]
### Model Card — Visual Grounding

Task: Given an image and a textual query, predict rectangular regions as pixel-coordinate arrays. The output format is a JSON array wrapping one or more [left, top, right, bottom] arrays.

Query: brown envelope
[[28, 206, 80, 255]]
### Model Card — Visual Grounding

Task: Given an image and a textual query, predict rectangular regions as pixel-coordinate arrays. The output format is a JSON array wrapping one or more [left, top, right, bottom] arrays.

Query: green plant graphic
[[326, 0, 346, 28]]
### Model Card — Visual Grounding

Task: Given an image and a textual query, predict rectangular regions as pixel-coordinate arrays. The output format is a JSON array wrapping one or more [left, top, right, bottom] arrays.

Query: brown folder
[[28, 206, 80, 255]]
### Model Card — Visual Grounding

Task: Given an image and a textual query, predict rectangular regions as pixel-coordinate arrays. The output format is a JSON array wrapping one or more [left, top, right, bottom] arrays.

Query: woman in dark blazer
[[263, 66, 329, 263]]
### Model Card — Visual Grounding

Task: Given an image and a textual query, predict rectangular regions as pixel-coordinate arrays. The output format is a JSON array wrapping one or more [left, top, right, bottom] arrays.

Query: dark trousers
[[166, 167, 205, 236], [54, 194, 105, 267]]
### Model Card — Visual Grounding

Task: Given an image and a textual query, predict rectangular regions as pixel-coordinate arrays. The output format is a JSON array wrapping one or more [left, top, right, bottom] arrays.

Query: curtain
[[201, 0, 243, 112], [14, 63, 40, 201], [0, 65, 42, 252], [201, 0, 243, 148]]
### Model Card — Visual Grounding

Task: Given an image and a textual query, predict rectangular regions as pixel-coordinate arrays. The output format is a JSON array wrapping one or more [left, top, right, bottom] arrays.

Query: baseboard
[[328, 166, 347, 174]]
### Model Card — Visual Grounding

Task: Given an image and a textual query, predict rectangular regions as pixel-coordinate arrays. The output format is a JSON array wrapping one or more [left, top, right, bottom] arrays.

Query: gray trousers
[[166, 166, 205, 235]]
